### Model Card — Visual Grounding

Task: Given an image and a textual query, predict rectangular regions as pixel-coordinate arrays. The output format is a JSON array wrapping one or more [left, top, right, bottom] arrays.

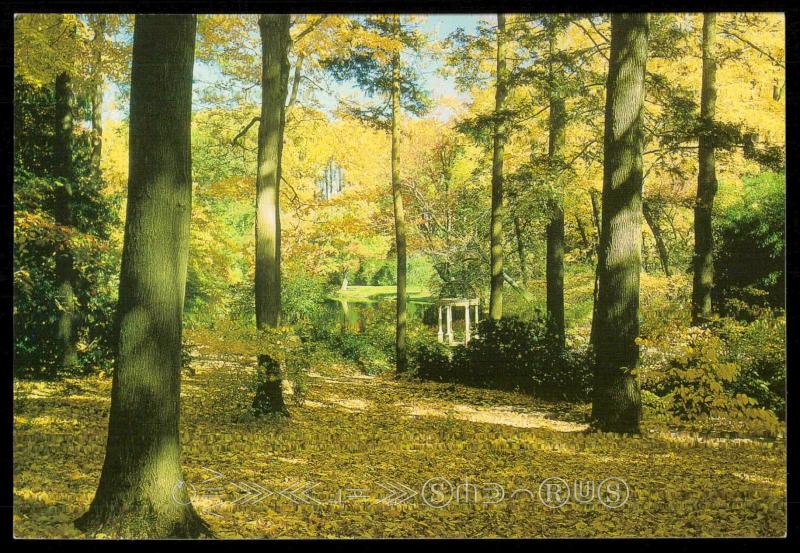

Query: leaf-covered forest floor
[[14, 342, 786, 538]]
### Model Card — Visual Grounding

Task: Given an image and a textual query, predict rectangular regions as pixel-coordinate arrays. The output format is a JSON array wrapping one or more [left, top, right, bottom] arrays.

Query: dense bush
[[411, 315, 592, 401], [351, 259, 394, 286], [409, 337, 452, 381], [713, 172, 785, 317], [639, 314, 784, 434], [647, 328, 780, 435], [282, 271, 331, 325], [306, 301, 396, 375], [14, 77, 120, 378], [715, 313, 786, 418], [370, 264, 396, 286]]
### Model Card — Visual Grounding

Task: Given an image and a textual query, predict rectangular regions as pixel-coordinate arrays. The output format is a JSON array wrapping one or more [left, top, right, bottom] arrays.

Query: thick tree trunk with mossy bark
[[489, 13, 508, 320], [546, 93, 566, 348], [253, 14, 291, 414], [391, 14, 408, 373], [54, 71, 79, 371], [692, 13, 718, 324], [591, 13, 648, 434], [75, 15, 209, 538]]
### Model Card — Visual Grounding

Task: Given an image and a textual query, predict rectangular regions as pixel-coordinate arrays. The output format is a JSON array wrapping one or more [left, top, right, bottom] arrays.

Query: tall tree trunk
[[576, 214, 590, 251], [591, 13, 648, 434], [253, 14, 291, 415], [589, 188, 602, 347], [513, 214, 528, 286], [90, 14, 106, 170], [589, 188, 602, 253], [489, 13, 508, 320], [75, 15, 209, 538], [54, 72, 78, 371], [643, 200, 671, 277], [286, 54, 304, 111], [692, 13, 718, 324], [391, 14, 408, 373], [546, 25, 566, 346]]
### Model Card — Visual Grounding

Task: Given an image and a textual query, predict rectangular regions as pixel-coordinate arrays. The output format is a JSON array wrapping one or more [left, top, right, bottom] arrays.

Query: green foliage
[[639, 321, 782, 436], [351, 258, 395, 286], [370, 264, 396, 286], [322, 15, 431, 129], [14, 76, 56, 175], [713, 172, 785, 316], [282, 271, 331, 325], [714, 313, 786, 418], [326, 331, 393, 375], [412, 315, 592, 401], [14, 77, 119, 378], [409, 337, 452, 382], [306, 301, 397, 375]]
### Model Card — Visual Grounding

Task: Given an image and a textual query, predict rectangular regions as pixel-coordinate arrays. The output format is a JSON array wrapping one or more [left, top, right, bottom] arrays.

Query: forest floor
[[14, 342, 786, 538]]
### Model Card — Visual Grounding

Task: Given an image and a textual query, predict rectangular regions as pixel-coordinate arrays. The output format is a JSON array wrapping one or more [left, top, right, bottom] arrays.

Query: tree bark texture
[[489, 14, 508, 320], [391, 14, 408, 373], [54, 71, 78, 371], [692, 13, 718, 324], [76, 15, 209, 538], [591, 13, 649, 434]]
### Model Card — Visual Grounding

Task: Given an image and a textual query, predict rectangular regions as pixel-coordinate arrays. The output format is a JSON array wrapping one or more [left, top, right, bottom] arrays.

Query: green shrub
[[412, 315, 592, 401], [640, 327, 780, 435], [410, 339, 452, 382], [309, 302, 395, 376], [322, 331, 392, 375], [282, 271, 331, 326], [371, 264, 396, 286], [715, 313, 786, 418], [14, 77, 119, 378], [714, 171, 785, 316]]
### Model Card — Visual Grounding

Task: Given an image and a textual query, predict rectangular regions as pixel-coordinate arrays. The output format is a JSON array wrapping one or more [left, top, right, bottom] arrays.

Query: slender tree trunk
[[589, 188, 601, 250], [643, 201, 671, 277], [589, 188, 602, 347], [54, 71, 78, 371], [546, 30, 566, 346], [90, 14, 106, 170], [513, 214, 528, 286], [75, 15, 209, 538], [286, 54, 304, 111], [253, 14, 291, 415], [576, 214, 590, 250], [391, 14, 408, 373], [591, 13, 648, 434], [692, 13, 718, 324], [489, 13, 508, 320]]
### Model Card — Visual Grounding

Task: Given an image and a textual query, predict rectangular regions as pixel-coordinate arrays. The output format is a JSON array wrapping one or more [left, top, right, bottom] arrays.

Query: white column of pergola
[[436, 299, 480, 345]]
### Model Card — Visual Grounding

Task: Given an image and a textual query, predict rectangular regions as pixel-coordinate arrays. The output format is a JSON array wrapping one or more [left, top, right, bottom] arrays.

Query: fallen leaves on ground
[[13, 346, 786, 538]]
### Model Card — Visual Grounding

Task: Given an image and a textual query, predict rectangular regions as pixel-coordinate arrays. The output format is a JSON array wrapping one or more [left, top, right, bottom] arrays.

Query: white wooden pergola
[[436, 298, 480, 345]]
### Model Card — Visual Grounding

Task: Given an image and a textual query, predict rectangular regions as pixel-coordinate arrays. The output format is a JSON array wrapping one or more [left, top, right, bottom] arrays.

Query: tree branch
[[231, 116, 260, 147], [720, 25, 784, 69], [294, 15, 328, 44]]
